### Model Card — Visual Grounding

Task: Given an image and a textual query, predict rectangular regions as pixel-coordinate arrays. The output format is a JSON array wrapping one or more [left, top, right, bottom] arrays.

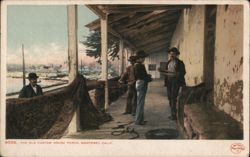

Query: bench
[[177, 83, 243, 139]]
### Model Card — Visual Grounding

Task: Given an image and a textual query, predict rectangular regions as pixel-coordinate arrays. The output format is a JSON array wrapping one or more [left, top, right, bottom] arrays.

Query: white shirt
[[168, 59, 177, 73], [31, 85, 37, 94]]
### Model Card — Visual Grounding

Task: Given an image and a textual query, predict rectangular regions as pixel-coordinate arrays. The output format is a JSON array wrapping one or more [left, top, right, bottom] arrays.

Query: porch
[[63, 79, 181, 139]]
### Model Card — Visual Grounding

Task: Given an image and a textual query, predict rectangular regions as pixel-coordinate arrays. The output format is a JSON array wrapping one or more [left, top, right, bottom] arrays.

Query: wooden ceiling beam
[[146, 41, 170, 52], [85, 13, 135, 31], [114, 11, 173, 31], [116, 11, 178, 31], [143, 24, 176, 38], [124, 21, 177, 42], [109, 27, 137, 50], [86, 5, 106, 19], [85, 19, 100, 31], [100, 5, 190, 13], [147, 46, 169, 55], [135, 33, 172, 48], [86, 5, 137, 50], [139, 38, 170, 51], [146, 44, 168, 54], [119, 17, 178, 35], [112, 12, 155, 30], [109, 13, 135, 24], [120, 22, 164, 36]]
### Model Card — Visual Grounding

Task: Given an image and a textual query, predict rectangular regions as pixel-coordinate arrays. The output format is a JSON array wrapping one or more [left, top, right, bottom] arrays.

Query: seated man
[[19, 73, 43, 98]]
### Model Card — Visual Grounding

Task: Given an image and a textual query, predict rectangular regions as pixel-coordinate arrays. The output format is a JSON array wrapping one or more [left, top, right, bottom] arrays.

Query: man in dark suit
[[19, 73, 43, 98], [159, 47, 186, 120]]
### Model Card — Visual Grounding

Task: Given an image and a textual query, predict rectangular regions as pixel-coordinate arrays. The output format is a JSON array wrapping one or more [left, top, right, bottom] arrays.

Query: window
[[148, 64, 156, 71]]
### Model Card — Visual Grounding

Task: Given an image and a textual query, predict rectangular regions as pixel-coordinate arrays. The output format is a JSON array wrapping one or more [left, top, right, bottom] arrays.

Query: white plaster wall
[[214, 5, 243, 122], [170, 6, 206, 86]]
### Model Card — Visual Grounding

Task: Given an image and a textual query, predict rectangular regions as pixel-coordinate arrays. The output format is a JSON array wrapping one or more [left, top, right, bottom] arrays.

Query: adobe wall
[[170, 6, 205, 86], [171, 5, 243, 123], [214, 5, 243, 123]]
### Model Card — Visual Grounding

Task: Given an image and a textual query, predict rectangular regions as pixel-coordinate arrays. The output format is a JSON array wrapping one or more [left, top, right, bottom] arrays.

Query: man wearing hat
[[134, 50, 150, 125], [158, 47, 186, 120], [19, 73, 43, 98], [119, 56, 137, 115]]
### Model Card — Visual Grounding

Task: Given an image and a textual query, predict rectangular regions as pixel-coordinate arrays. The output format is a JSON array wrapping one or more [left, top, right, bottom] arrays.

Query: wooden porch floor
[[63, 79, 181, 139]]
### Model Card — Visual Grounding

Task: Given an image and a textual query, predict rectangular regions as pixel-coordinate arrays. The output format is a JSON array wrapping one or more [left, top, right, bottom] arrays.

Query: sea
[[6, 77, 67, 94]]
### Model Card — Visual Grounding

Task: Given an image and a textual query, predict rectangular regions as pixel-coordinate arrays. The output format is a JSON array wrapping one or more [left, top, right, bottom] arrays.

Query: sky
[[7, 5, 98, 65]]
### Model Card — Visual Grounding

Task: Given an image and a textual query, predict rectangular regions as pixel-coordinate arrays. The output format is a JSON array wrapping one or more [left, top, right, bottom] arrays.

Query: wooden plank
[[116, 11, 178, 31], [118, 14, 179, 35], [85, 19, 100, 31], [142, 24, 176, 38], [140, 39, 170, 51], [114, 12, 159, 31], [101, 5, 190, 9], [145, 45, 168, 54], [127, 22, 177, 42], [116, 20, 177, 50], [85, 26, 136, 50], [135, 33, 171, 48], [146, 45, 169, 54], [184, 103, 243, 139], [120, 22, 164, 36], [85, 13, 135, 31], [109, 27, 137, 50], [119, 17, 178, 36], [86, 5, 106, 19], [109, 13, 135, 25], [85, 5, 182, 53], [100, 5, 190, 13]]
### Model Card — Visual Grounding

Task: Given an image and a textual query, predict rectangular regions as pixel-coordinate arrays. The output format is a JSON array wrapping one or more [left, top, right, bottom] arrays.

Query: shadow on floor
[[63, 79, 183, 139]]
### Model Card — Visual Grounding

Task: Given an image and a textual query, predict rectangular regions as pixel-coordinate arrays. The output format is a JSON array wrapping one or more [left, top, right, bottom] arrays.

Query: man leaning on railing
[[19, 73, 43, 98]]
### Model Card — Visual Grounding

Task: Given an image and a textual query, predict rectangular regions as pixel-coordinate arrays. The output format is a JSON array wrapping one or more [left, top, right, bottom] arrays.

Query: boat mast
[[81, 59, 83, 74], [22, 44, 26, 86]]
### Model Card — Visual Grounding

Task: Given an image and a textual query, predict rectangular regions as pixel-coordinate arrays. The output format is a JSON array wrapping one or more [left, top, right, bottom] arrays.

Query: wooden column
[[101, 14, 109, 111], [119, 39, 124, 76], [67, 5, 79, 133], [67, 5, 78, 83], [124, 48, 129, 71]]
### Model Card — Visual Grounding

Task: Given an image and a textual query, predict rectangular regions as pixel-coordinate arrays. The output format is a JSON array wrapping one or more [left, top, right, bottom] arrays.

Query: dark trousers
[[125, 84, 137, 114], [166, 77, 180, 118]]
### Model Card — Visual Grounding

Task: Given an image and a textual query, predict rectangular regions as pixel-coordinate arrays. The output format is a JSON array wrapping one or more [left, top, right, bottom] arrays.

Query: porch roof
[[85, 5, 190, 54]]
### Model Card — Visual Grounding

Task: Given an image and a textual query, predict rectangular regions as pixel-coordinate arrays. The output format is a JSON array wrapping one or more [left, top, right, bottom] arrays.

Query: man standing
[[134, 50, 150, 125], [19, 73, 43, 98], [159, 47, 186, 120], [119, 56, 137, 116]]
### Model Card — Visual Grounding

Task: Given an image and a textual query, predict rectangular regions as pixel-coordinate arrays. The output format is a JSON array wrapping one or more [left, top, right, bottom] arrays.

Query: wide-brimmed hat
[[128, 56, 137, 62], [135, 50, 148, 58], [28, 73, 39, 79], [167, 47, 180, 55]]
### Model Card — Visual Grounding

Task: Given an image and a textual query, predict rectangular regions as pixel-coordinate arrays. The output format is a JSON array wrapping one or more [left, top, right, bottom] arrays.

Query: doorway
[[203, 5, 217, 103], [160, 62, 168, 79]]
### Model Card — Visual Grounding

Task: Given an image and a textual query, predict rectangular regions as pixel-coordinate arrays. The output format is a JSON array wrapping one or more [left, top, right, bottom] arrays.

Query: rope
[[111, 126, 139, 139], [111, 121, 139, 139], [111, 121, 134, 129]]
